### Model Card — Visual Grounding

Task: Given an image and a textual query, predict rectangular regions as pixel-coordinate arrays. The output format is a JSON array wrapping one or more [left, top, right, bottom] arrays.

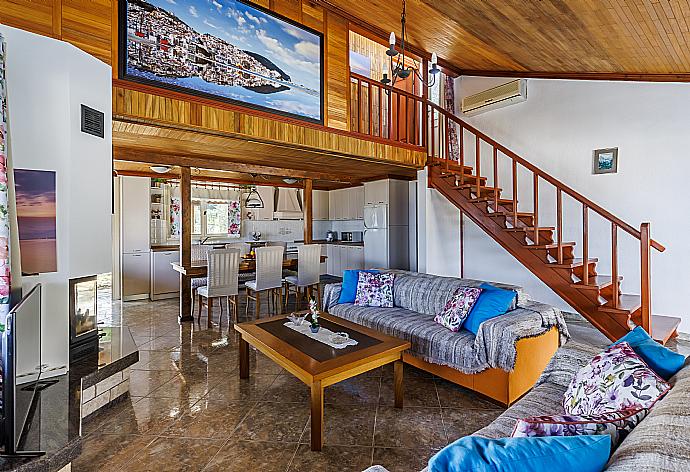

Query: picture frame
[[593, 147, 618, 174]]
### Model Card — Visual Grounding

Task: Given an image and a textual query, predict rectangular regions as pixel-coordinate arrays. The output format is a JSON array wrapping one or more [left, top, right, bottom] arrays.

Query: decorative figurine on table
[[309, 297, 320, 333]]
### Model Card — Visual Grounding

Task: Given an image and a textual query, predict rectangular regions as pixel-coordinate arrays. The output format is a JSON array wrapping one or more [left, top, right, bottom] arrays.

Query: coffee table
[[234, 312, 411, 451]]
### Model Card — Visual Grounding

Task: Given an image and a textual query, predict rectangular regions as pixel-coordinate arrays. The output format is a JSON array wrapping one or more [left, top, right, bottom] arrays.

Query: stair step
[[430, 162, 474, 173], [651, 315, 681, 345], [598, 294, 641, 314], [570, 275, 622, 290], [505, 226, 555, 233], [448, 175, 488, 185], [488, 211, 534, 219], [526, 242, 576, 250], [550, 257, 598, 269]]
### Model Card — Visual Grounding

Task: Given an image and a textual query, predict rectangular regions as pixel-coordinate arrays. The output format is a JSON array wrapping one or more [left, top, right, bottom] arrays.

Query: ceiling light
[[283, 178, 299, 184], [150, 165, 171, 174], [244, 186, 264, 209]]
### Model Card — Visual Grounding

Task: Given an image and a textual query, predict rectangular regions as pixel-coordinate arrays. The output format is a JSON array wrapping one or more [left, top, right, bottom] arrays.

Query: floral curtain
[[169, 196, 181, 238], [0, 34, 12, 319], [227, 200, 241, 237], [444, 75, 460, 161]]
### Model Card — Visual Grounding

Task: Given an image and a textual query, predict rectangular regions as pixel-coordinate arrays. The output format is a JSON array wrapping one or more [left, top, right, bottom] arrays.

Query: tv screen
[[120, 0, 324, 123]]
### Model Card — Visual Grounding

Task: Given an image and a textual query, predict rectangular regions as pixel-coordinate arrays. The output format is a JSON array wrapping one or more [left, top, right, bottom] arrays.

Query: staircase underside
[[429, 163, 681, 344]]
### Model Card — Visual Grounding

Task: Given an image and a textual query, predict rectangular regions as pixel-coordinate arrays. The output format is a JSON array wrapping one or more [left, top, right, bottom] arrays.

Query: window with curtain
[[168, 184, 241, 239]]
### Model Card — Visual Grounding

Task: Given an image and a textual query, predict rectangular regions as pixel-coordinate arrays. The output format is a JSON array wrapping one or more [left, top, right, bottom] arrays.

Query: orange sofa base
[[403, 326, 559, 406]]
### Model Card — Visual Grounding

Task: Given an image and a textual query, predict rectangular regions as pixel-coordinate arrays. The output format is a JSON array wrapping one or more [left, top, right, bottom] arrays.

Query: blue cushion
[[338, 269, 379, 304], [428, 435, 610, 472], [612, 326, 686, 380], [463, 283, 517, 335]]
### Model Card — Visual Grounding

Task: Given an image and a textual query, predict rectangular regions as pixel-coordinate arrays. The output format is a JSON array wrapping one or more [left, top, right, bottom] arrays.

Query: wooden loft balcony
[[112, 81, 426, 186]]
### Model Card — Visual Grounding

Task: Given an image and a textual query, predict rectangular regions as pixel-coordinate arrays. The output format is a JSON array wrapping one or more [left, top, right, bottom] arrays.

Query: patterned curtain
[[0, 34, 12, 319], [444, 75, 460, 161], [227, 200, 241, 238], [169, 196, 181, 237]]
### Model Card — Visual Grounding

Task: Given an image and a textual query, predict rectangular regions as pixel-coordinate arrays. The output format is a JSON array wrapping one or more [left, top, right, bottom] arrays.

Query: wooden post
[[582, 205, 589, 286], [640, 222, 652, 333], [303, 179, 313, 244], [179, 166, 193, 323]]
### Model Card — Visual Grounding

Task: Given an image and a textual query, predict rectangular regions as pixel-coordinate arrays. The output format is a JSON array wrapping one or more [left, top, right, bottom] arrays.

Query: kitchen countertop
[[295, 239, 364, 246], [151, 245, 179, 251]]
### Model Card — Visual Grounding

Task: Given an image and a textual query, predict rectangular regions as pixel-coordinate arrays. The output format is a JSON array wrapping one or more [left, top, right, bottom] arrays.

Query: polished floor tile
[[373, 407, 447, 449], [71, 432, 157, 472], [287, 444, 373, 472], [234, 401, 311, 442], [123, 437, 225, 472], [442, 407, 504, 442], [372, 446, 437, 472], [202, 439, 298, 472], [162, 400, 255, 439]]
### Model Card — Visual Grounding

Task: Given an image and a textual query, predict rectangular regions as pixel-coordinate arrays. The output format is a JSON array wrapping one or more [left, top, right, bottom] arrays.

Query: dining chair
[[284, 244, 322, 310], [197, 248, 240, 326], [190, 244, 210, 314], [225, 242, 254, 286], [245, 246, 284, 319], [266, 241, 288, 257]]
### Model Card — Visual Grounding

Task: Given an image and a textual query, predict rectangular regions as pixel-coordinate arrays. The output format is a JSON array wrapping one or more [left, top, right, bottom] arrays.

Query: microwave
[[341, 231, 363, 242]]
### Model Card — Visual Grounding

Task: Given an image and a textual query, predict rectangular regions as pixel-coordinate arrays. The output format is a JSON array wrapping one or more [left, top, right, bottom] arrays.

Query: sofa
[[368, 341, 690, 471], [323, 270, 570, 405]]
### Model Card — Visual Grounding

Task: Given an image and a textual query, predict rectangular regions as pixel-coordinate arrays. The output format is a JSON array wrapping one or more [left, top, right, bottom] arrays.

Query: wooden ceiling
[[318, 0, 690, 81], [112, 119, 418, 188]]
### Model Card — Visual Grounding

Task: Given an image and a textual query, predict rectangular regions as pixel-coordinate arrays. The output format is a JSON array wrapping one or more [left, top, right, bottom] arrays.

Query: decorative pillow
[[354, 272, 395, 308], [613, 326, 686, 380], [563, 342, 671, 416], [427, 435, 611, 472], [463, 283, 517, 335], [511, 408, 648, 448], [434, 287, 483, 332], [338, 269, 379, 304]]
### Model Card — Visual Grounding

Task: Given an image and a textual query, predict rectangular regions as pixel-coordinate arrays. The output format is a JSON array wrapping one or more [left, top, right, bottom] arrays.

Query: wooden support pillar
[[303, 178, 313, 244], [179, 166, 193, 323]]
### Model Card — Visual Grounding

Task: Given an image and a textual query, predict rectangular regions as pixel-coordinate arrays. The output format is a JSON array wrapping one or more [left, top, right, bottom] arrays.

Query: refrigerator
[[364, 204, 409, 270]]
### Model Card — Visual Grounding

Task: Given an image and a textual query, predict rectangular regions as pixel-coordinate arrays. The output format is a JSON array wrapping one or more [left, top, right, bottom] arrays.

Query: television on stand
[[1, 283, 45, 457]]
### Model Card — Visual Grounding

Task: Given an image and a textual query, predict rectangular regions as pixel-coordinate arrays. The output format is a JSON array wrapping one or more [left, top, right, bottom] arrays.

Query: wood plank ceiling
[[319, 0, 690, 81]]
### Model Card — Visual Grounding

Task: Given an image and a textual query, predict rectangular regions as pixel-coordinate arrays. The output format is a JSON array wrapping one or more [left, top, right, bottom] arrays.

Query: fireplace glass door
[[69, 275, 98, 344]]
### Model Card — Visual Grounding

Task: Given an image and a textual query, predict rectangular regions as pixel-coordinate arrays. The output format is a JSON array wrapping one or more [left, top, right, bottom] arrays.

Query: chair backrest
[[207, 248, 240, 297], [225, 242, 250, 255], [191, 244, 210, 263], [265, 241, 288, 259], [254, 246, 284, 291], [297, 244, 321, 287]]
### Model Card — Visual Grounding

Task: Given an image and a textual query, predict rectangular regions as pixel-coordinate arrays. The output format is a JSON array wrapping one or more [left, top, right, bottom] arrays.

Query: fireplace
[[69, 275, 99, 361]]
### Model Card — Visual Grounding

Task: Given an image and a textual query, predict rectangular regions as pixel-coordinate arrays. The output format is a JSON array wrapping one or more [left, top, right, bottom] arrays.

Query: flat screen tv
[[119, 0, 324, 123], [2, 284, 43, 456]]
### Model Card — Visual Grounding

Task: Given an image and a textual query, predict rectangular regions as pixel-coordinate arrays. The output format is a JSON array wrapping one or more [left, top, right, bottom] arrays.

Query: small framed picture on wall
[[593, 148, 618, 174]]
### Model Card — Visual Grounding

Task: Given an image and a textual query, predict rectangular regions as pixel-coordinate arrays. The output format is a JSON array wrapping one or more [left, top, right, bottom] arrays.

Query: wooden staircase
[[347, 70, 680, 343], [426, 116, 679, 344]]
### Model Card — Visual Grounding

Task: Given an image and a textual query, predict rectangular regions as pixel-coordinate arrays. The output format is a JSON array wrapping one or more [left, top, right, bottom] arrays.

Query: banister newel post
[[640, 222, 652, 333]]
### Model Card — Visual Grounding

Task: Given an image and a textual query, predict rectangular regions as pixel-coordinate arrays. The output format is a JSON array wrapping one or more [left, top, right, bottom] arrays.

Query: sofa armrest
[[323, 283, 342, 312]]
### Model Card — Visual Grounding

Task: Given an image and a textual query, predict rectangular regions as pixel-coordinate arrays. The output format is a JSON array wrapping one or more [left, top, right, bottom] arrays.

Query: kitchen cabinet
[[364, 180, 389, 205], [313, 190, 329, 221], [326, 244, 364, 276], [150, 250, 180, 300], [121, 176, 151, 253], [320, 244, 328, 275], [328, 187, 364, 221], [122, 252, 150, 300]]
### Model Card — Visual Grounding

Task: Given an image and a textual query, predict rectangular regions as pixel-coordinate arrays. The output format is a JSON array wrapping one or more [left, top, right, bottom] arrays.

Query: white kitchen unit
[[150, 250, 180, 300], [121, 176, 151, 300], [363, 179, 410, 271], [320, 244, 328, 275], [326, 244, 364, 277], [328, 186, 364, 221], [313, 190, 330, 221]]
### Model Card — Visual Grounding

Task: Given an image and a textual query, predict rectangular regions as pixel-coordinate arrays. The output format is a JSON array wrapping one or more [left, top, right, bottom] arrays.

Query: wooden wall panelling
[[301, 0, 324, 31], [61, 0, 112, 64], [270, 0, 303, 23], [325, 10, 350, 130], [0, 0, 57, 38]]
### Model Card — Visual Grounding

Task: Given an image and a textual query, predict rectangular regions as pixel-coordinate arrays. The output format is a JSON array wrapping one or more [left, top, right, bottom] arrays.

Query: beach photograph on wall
[[121, 0, 323, 122], [15, 169, 57, 275]]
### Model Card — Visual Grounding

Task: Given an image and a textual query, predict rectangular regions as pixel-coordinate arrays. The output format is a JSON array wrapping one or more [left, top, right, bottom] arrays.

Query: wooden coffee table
[[234, 312, 411, 451]]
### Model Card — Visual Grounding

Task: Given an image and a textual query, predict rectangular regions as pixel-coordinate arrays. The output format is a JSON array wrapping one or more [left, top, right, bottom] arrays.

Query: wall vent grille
[[81, 104, 104, 138]]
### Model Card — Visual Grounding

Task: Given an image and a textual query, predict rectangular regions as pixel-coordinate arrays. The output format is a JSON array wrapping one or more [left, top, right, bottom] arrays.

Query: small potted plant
[[308, 297, 320, 333]]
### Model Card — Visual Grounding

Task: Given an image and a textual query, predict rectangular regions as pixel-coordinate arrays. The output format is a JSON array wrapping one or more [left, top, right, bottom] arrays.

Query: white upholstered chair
[[225, 242, 254, 285], [197, 248, 240, 325], [190, 244, 211, 313], [245, 246, 284, 319], [284, 244, 322, 309]]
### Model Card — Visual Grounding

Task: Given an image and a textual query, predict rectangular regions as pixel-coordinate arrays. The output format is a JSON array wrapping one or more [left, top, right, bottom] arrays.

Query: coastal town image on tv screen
[[122, 0, 323, 122]]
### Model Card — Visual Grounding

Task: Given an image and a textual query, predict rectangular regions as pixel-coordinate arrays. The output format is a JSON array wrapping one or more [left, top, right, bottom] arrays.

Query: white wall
[[1, 25, 113, 373], [419, 75, 690, 331]]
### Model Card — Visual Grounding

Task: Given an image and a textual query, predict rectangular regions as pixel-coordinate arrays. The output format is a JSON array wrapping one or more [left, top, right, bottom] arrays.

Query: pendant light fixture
[[244, 185, 264, 209], [381, 0, 440, 89]]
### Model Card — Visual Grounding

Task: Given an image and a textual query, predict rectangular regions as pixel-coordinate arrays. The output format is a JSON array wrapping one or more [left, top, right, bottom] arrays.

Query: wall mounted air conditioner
[[461, 79, 527, 116]]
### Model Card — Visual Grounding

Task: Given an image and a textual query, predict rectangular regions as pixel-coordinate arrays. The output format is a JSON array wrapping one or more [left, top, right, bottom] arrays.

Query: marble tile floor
[[71, 293, 690, 472]]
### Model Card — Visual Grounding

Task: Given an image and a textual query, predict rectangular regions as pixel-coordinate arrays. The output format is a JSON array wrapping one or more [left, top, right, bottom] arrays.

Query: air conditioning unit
[[461, 79, 527, 116]]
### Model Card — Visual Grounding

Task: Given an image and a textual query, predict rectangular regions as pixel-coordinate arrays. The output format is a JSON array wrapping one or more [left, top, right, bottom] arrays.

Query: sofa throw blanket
[[323, 274, 569, 375]]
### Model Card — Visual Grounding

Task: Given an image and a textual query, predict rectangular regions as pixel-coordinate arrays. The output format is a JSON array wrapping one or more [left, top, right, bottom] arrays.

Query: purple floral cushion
[[512, 408, 649, 447], [354, 272, 395, 308], [563, 342, 671, 416], [433, 287, 483, 332]]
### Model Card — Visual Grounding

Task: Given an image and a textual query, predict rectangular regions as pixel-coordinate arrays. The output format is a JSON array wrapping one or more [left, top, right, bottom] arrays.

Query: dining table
[[171, 255, 327, 278]]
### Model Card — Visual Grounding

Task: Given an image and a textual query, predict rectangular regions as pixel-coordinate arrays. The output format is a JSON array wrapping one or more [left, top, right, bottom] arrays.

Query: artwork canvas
[[15, 169, 57, 274], [121, 0, 323, 122], [593, 148, 618, 174]]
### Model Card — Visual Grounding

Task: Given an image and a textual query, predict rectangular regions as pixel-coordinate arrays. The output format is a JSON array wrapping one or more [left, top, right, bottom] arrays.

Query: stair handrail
[[424, 100, 665, 253]]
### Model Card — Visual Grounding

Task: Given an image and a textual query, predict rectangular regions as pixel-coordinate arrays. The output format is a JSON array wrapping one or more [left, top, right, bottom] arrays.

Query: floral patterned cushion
[[354, 272, 395, 308], [433, 287, 483, 332], [563, 342, 671, 416], [512, 408, 649, 448]]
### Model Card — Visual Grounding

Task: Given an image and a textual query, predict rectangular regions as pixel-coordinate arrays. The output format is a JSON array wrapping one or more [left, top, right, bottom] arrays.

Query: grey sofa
[[368, 341, 690, 472], [323, 270, 569, 405]]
